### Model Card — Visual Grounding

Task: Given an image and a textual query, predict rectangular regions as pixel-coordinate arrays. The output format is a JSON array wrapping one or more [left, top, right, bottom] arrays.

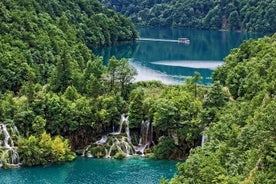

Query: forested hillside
[[0, 0, 139, 168], [164, 35, 276, 183], [1, 2, 275, 184], [1, 0, 206, 168], [99, 0, 276, 34], [0, 0, 212, 167], [0, 0, 137, 93]]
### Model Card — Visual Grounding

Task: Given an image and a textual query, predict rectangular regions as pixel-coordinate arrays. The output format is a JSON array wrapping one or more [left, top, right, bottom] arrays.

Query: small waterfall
[[140, 120, 152, 145], [109, 114, 127, 135], [201, 135, 207, 147], [86, 151, 93, 158], [125, 117, 131, 142], [133, 144, 148, 156], [133, 120, 152, 155], [95, 135, 108, 144], [84, 115, 153, 158], [106, 143, 115, 158], [82, 145, 91, 157], [1, 124, 13, 148], [0, 123, 21, 168]]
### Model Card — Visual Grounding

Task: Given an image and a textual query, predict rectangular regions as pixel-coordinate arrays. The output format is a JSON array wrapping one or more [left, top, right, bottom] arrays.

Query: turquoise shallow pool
[[0, 157, 178, 184]]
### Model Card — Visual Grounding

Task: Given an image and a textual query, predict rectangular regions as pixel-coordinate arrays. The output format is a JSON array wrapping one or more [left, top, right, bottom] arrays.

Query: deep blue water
[[95, 27, 262, 85], [0, 157, 178, 184]]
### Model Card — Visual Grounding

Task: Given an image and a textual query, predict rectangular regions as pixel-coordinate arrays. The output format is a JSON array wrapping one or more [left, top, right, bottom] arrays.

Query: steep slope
[[0, 0, 137, 92], [99, 0, 276, 34], [166, 34, 276, 183]]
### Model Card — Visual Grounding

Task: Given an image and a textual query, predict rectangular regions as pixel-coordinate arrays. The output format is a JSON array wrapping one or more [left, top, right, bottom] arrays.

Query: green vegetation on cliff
[[0, 0, 137, 93], [0, 0, 137, 167], [99, 0, 276, 34], [0, 2, 275, 184], [164, 34, 276, 183]]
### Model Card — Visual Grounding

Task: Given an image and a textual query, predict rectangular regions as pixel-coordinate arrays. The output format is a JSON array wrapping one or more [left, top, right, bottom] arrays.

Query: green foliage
[[128, 87, 146, 128], [18, 132, 76, 166], [114, 151, 126, 159], [89, 146, 104, 158], [107, 56, 137, 98], [0, 0, 137, 94], [168, 33, 276, 183], [95, 94, 125, 130], [201, 81, 229, 126], [63, 86, 80, 101], [153, 136, 176, 160], [213, 35, 276, 100], [1, 2, 275, 179], [100, 0, 276, 34]]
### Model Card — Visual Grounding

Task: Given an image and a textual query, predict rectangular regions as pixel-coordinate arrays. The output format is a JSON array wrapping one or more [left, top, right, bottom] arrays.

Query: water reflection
[[95, 27, 262, 85]]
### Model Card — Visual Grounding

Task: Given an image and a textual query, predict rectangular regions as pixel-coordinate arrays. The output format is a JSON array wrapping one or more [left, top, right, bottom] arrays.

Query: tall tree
[[50, 48, 73, 92], [107, 56, 137, 98]]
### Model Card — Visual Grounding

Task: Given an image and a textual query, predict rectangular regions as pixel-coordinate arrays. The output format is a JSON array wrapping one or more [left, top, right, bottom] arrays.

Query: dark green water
[[95, 27, 262, 84], [0, 157, 178, 184]]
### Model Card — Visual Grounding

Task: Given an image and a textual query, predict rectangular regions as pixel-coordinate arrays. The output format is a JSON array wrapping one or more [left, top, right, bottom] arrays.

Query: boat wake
[[138, 37, 190, 44]]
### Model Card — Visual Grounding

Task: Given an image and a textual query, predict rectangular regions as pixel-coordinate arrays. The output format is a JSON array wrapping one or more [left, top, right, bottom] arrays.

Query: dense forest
[[0, 0, 276, 183], [0, 0, 137, 93], [0, 0, 205, 168], [0, 0, 138, 167], [99, 0, 276, 34], [163, 35, 276, 183]]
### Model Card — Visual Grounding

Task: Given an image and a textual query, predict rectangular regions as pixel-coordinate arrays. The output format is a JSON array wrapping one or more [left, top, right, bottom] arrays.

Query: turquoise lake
[[96, 27, 261, 85], [0, 157, 178, 184]]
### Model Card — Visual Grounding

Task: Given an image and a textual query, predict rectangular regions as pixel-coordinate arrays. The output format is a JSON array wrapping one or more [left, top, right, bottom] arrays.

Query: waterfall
[[201, 135, 207, 147], [125, 117, 131, 142], [86, 151, 93, 158], [82, 145, 91, 157], [1, 123, 13, 148], [0, 123, 21, 168], [95, 135, 108, 144], [106, 143, 115, 158], [84, 115, 153, 158], [109, 114, 127, 135], [140, 120, 151, 145], [133, 120, 152, 156]]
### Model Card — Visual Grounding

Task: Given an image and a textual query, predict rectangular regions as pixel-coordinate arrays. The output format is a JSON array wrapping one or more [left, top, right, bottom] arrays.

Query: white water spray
[[84, 115, 153, 158], [0, 123, 21, 168]]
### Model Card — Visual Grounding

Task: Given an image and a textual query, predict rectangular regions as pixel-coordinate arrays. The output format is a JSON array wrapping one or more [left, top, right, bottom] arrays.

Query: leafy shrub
[[113, 151, 126, 159], [153, 136, 176, 159], [18, 132, 76, 166]]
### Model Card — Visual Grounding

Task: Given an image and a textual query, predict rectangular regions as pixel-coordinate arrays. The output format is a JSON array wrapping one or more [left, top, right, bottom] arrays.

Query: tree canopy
[[166, 33, 276, 184], [0, 0, 137, 93], [99, 0, 276, 34]]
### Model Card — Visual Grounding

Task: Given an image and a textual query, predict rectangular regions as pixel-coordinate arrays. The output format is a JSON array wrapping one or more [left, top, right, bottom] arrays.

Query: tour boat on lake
[[178, 38, 190, 44]]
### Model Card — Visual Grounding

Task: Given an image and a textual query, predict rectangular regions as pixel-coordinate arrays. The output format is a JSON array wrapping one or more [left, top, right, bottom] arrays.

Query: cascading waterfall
[[82, 145, 93, 157], [95, 135, 108, 144], [140, 120, 152, 145], [84, 114, 153, 158], [105, 115, 134, 158], [201, 135, 207, 147], [109, 114, 125, 135], [0, 123, 21, 168], [133, 120, 152, 156]]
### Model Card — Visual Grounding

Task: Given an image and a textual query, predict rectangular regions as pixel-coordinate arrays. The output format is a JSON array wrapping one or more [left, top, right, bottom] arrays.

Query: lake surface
[[0, 157, 178, 184], [95, 27, 262, 85]]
